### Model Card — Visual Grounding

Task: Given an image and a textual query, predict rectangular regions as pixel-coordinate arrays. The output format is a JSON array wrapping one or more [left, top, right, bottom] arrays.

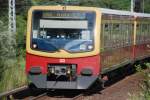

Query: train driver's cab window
[[31, 11, 96, 53]]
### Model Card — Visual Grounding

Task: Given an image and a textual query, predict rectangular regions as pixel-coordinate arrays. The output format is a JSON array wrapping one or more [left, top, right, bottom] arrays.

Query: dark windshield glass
[[31, 10, 95, 53]]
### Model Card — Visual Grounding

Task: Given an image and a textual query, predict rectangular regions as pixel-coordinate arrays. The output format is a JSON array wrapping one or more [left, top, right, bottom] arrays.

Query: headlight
[[33, 44, 37, 49], [48, 67, 55, 74], [88, 45, 93, 50], [67, 66, 71, 74], [51, 67, 55, 74]]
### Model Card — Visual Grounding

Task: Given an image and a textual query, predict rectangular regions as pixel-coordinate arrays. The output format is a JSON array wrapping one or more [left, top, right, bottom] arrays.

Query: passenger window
[[104, 23, 111, 48], [136, 24, 140, 44]]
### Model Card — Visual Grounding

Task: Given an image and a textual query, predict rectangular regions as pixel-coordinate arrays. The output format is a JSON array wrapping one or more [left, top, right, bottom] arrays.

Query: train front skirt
[[28, 74, 97, 89]]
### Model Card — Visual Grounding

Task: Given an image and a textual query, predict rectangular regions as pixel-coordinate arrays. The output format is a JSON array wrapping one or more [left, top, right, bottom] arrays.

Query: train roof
[[29, 6, 150, 18], [100, 8, 150, 18]]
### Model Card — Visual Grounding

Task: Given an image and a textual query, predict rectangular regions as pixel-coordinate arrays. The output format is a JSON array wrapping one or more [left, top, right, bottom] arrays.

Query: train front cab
[[26, 6, 101, 89]]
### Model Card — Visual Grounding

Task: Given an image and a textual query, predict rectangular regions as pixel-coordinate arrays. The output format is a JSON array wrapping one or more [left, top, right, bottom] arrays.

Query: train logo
[[59, 59, 66, 63]]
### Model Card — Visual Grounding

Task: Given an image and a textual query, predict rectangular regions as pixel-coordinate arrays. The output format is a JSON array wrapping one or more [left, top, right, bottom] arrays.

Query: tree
[[144, 0, 150, 13], [79, 0, 130, 10]]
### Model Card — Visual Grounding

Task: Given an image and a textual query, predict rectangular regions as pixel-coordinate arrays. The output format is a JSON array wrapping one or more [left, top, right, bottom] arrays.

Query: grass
[[0, 19, 27, 93], [128, 93, 143, 100], [128, 63, 150, 100], [0, 56, 27, 93]]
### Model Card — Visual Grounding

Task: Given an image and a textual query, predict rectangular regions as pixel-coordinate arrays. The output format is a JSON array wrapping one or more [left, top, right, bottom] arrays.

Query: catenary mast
[[8, 0, 16, 33]]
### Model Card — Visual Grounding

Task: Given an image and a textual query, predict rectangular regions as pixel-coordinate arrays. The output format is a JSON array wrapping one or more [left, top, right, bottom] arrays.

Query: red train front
[[26, 6, 101, 89]]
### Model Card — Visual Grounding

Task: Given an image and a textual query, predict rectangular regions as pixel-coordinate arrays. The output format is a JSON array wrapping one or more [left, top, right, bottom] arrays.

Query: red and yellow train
[[26, 6, 150, 89]]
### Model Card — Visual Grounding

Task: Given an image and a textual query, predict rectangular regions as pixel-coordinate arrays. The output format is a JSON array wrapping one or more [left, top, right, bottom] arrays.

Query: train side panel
[[134, 18, 150, 60], [100, 14, 134, 73]]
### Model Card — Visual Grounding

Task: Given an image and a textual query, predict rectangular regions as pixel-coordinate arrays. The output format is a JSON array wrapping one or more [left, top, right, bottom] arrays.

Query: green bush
[[140, 63, 150, 99], [129, 63, 150, 100]]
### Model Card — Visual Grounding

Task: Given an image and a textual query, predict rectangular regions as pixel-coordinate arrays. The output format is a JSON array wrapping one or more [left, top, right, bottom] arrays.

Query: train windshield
[[31, 10, 95, 53]]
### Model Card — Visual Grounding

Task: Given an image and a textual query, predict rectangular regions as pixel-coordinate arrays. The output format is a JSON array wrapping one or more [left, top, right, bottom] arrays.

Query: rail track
[[0, 65, 147, 100], [72, 93, 84, 100], [0, 85, 83, 100], [0, 85, 48, 100], [0, 85, 28, 99], [28, 92, 47, 100]]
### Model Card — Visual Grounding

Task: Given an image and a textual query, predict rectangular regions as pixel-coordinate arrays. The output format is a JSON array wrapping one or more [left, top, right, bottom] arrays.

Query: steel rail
[[29, 92, 47, 100], [72, 93, 84, 100], [0, 85, 28, 99]]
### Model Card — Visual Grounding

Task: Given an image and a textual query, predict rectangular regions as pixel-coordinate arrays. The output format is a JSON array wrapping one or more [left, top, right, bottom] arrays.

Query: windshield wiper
[[48, 42, 60, 52], [36, 38, 60, 52]]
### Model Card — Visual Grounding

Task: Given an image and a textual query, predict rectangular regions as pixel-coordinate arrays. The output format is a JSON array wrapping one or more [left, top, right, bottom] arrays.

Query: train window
[[145, 24, 147, 42], [101, 23, 104, 49], [120, 24, 123, 46], [121, 23, 133, 46], [143, 24, 147, 42], [146, 24, 149, 42], [101, 21, 114, 49], [121, 24, 127, 46], [128, 24, 133, 45], [109, 23, 113, 48], [103, 23, 111, 48], [131, 24, 134, 42], [113, 23, 121, 47], [105, 24, 109, 29], [148, 24, 150, 41], [137, 23, 147, 43], [104, 23, 109, 47], [140, 24, 143, 43], [149, 24, 150, 41], [136, 24, 141, 44], [113, 24, 119, 30], [122, 24, 125, 46], [145, 24, 148, 42], [126, 24, 129, 45], [140, 23, 148, 43], [31, 10, 96, 53], [101, 14, 134, 49], [126, 24, 130, 45], [141, 24, 144, 42], [129, 24, 134, 44], [147, 24, 150, 42]]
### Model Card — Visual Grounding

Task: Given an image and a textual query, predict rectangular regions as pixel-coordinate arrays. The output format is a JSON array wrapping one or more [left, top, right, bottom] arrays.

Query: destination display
[[42, 11, 86, 19]]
